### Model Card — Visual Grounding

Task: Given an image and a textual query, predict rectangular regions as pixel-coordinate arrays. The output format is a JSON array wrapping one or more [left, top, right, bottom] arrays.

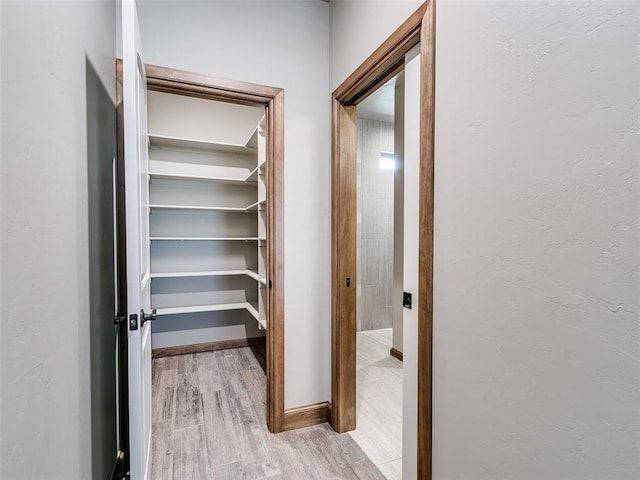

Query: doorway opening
[[146, 94, 269, 353], [116, 60, 286, 477], [348, 73, 405, 480], [145, 93, 272, 475], [330, 2, 435, 479], [142, 64, 285, 426]]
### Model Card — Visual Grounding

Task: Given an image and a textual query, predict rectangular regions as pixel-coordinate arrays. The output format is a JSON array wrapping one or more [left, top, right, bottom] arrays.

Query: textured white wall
[[330, 0, 422, 90], [0, 1, 116, 478], [137, 1, 331, 409], [432, 1, 640, 478]]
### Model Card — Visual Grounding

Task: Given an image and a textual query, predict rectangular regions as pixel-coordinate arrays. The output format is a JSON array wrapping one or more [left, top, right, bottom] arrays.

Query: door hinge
[[269, 280, 272, 290]]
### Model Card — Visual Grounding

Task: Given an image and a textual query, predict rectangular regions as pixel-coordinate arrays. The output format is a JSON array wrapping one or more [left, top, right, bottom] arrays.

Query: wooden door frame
[[132, 63, 286, 434], [330, 2, 436, 479]]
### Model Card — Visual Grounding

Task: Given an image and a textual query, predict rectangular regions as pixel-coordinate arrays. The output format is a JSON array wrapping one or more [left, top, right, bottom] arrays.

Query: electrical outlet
[[403, 292, 412, 309]]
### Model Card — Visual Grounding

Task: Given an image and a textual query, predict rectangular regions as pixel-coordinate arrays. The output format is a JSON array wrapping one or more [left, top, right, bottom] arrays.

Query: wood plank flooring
[[348, 329, 403, 480], [151, 344, 386, 479]]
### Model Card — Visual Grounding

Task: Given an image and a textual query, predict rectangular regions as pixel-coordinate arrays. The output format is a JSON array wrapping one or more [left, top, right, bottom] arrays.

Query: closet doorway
[[145, 65, 284, 432], [117, 59, 286, 477], [330, 2, 435, 479]]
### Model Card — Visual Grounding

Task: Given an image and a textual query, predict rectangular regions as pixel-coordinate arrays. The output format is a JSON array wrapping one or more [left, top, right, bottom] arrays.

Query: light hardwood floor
[[349, 328, 403, 480], [151, 344, 387, 479]]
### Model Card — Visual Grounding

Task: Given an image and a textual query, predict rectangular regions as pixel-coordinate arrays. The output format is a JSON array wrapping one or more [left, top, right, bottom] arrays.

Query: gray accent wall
[[1, 1, 116, 478], [356, 118, 395, 332], [86, 57, 118, 480]]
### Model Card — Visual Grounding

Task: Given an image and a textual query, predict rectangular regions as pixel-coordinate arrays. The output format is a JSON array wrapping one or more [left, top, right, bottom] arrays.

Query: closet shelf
[[149, 133, 256, 155], [246, 271, 260, 281], [246, 302, 260, 321], [245, 303, 267, 331], [155, 302, 265, 331], [246, 200, 267, 212], [150, 236, 261, 241], [156, 302, 252, 316], [151, 270, 259, 280], [149, 204, 253, 213], [149, 171, 258, 186], [246, 166, 260, 183]]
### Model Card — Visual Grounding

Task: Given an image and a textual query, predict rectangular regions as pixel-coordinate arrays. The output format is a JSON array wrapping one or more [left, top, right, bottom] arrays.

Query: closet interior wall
[[147, 91, 268, 350]]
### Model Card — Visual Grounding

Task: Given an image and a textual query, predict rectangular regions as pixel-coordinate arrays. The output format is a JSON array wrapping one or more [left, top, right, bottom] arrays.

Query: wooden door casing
[[143, 64, 287, 434]]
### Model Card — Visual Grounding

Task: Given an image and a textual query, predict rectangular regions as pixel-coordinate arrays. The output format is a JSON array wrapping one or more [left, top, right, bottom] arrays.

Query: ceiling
[[356, 75, 397, 124]]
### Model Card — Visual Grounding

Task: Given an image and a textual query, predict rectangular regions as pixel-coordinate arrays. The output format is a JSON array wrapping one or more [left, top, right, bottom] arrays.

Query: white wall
[[432, 1, 640, 478], [137, 1, 331, 409], [0, 1, 116, 478], [402, 47, 421, 480], [330, 0, 422, 90]]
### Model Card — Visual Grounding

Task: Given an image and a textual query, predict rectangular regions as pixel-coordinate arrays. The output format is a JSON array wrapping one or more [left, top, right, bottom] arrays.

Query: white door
[[121, 1, 152, 478]]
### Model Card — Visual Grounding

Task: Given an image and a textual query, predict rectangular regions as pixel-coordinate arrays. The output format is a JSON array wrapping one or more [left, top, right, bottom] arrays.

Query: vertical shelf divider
[[257, 120, 268, 330]]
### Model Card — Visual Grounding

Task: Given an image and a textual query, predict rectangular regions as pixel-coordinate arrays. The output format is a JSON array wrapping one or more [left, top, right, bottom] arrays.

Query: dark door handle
[[141, 308, 157, 327]]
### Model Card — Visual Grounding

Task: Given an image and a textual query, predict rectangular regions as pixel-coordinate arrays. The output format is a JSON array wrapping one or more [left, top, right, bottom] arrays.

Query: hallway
[[151, 346, 386, 479], [350, 329, 403, 480]]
